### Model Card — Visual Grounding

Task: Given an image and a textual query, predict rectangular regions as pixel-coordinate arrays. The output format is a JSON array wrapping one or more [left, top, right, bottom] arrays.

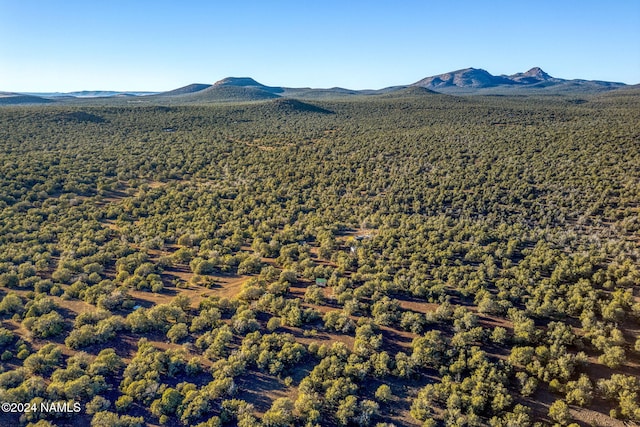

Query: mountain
[[213, 77, 284, 94], [3, 69, 631, 107], [25, 91, 156, 98], [508, 67, 553, 84], [412, 68, 515, 89], [66, 91, 156, 98], [173, 86, 280, 103], [161, 78, 436, 102], [140, 69, 632, 103], [0, 92, 52, 105], [158, 83, 211, 97], [150, 77, 283, 103], [411, 67, 626, 94]]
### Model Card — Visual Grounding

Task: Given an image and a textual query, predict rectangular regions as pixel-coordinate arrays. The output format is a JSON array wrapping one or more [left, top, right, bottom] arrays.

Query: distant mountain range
[[24, 90, 158, 98], [0, 92, 54, 105], [410, 67, 626, 94], [0, 67, 631, 105]]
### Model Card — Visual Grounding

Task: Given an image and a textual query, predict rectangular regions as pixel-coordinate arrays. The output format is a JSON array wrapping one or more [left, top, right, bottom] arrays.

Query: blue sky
[[1, 0, 639, 91]]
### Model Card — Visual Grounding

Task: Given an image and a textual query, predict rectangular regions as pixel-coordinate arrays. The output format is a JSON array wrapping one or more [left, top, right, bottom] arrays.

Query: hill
[[259, 98, 334, 114], [280, 87, 362, 100], [412, 67, 626, 94], [412, 68, 515, 89], [374, 86, 442, 98], [65, 90, 156, 97], [213, 77, 284, 94], [175, 85, 281, 103], [24, 91, 156, 98], [3, 68, 631, 107], [158, 83, 211, 97], [152, 77, 284, 103], [508, 67, 553, 84], [0, 92, 53, 105]]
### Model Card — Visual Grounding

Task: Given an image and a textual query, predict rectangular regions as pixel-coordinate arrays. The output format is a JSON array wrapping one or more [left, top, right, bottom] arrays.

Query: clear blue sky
[[1, 0, 639, 92]]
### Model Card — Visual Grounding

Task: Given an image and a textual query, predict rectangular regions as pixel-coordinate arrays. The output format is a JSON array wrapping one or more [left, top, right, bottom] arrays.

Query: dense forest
[[0, 90, 638, 427]]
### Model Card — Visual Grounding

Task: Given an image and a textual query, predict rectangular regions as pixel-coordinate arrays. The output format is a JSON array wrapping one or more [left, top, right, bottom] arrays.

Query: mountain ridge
[[163, 68, 629, 97], [412, 68, 515, 89], [410, 67, 626, 93], [158, 84, 211, 97], [508, 67, 553, 84], [0, 91, 53, 105], [2, 68, 631, 105]]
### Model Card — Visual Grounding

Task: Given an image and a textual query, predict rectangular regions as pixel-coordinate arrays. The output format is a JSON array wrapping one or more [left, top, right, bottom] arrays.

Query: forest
[[0, 89, 638, 427]]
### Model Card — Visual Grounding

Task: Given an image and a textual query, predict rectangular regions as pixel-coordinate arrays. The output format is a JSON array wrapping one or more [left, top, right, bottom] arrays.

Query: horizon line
[[3, 66, 638, 94]]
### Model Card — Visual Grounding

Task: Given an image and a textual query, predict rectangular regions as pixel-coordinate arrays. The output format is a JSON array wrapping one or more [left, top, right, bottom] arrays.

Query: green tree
[[375, 384, 393, 403], [548, 400, 572, 426], [262, 397, 295, 427]]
